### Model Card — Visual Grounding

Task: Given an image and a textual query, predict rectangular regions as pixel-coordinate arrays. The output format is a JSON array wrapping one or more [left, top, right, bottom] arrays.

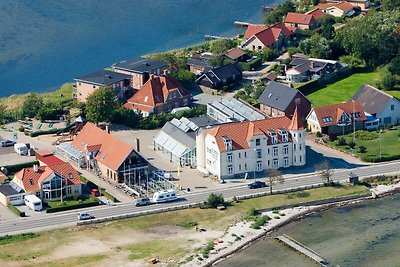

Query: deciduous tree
[[316, 160, 334, 184], [266, 169, 284, 194], [86, 87, 116, 124]]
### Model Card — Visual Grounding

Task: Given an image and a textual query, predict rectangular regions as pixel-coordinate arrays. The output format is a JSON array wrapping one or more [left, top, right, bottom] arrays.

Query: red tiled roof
[[305, 8, 325, 20], [48, 162, 81, 186], [35, 150, 53, 157], [285, 12, 314, 25], [335, 1, 354, 11], [39, 155, 64, 166], [288, 107, 305, 130], [124, 75, 190, 113], [254, 27, 282, 47], [244, 24, 268, 39], [15, 166, 47, 192], [312, 100, 366, 127], [271, 22, 296, 36], [71, 122, 135, 171], [208, 117, 292, 152]]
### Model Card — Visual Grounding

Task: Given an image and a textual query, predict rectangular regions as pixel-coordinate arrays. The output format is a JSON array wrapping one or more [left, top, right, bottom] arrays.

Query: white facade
[[377, 98, 400, 127], [197, 128, 306, 179]]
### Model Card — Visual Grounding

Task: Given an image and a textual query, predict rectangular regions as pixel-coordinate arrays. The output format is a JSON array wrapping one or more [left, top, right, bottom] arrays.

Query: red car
[[90, 189, 100, 197]]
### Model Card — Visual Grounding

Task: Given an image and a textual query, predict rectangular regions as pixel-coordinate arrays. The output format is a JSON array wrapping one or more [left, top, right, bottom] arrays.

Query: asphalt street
[[1, 160, 399, 236]]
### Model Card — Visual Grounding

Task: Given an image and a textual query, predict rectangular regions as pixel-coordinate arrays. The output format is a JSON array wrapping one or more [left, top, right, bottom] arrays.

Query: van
[[152, 189, 177, 204], [14, 143, 28, 155], [24, 195, 42, 211]]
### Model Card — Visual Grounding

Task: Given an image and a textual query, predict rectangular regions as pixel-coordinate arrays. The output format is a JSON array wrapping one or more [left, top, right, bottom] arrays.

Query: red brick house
[[124, 75, 191, 117], [284, 12, 318, 30]]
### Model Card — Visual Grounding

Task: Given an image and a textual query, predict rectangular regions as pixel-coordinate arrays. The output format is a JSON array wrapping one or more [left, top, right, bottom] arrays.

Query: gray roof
[[187, 58, 211, 69], [160, 121, 196, 149], [258, 81, 303, 111], [187, 115, 219, 128], [75, 70, 130, 86], [293, 62, 311, 74], [352, 84, 396, 115], [290, 57, 309, 66], [197, 63, 242, 85], [208, 98, 265, 122], [0, 183, 21, 196], [113, 57, 168, 73]]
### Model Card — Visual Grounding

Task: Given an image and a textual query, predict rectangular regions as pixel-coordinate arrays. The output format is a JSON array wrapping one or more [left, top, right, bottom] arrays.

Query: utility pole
[[353, 100, 356, 142], [380, 129, 383, 159]]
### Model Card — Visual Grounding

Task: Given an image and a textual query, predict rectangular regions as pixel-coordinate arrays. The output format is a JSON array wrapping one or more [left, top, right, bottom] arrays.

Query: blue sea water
[[0, 0, 283, 97]]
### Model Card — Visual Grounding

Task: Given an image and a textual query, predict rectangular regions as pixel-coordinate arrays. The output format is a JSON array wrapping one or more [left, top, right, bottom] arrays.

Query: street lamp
[[379, 129, 383, 159], [254, 148, 258, 180]]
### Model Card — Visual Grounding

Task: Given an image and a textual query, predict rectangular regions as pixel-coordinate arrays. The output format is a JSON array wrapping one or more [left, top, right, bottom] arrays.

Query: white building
[[196, 108, 306, 179]]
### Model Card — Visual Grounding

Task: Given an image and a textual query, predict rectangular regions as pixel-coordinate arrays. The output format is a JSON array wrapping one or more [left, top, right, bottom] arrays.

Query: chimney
[[33, 164, 39, 173], [136, 138, 140, 152]]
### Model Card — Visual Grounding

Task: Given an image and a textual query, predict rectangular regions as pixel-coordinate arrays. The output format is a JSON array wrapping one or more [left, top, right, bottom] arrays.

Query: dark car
[[1, 140, 16, 147], [134, 197, 151, 207], [248, 181, 267, 189]]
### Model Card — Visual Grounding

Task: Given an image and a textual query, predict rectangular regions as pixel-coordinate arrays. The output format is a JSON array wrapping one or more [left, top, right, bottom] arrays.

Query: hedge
[[30, 128, 61, 137], [46, 201, 99, 213], [360, 154, 400, 163], [0, 233, 39, 245], [239, 57, 262, 71], [3, 161, 39, 174], [7, 204, 25, 217]]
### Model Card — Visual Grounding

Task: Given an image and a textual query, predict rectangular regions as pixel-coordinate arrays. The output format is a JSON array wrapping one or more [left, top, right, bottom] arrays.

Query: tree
[[299, 34, 331, 58], [86, 87, 117, 124], [205, 193, 225, 208], [381, 0, 400, 11], [316, 160, 334, 184], [210, 39, 235, 55], [172, 69, 196, 85], [0, 103, 6, 124], [266, 169, 284, 194], [21, 93, 43, 118], [381, 72, 397, 90], [339, 55, 366, 70], [264, 1, 296, 25], [387, 56, 400, 75]]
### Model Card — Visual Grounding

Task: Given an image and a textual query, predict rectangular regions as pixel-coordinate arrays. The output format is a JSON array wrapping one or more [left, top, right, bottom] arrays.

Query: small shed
[[348, 172, 359, 185]]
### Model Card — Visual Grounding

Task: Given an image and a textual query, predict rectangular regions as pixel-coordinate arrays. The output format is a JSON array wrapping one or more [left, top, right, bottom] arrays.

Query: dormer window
[[223, 136, 232, 151], [269, 130, 278, 144], [279, 128, 288, 143], [29, 179, 34, 185], [68, 173, 73, 180]]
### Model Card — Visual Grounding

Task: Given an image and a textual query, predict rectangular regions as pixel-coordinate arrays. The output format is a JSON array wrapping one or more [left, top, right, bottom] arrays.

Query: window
[[267, 148, 270, 154], [293, 144, 297, 151], [391, 104, 395, 111], [257, 161, 262, 171], [68, 173, 73, 180], [282, 133, 288, 143], [223, 136, 232, 151], [238, 152, 241, 159], [272, 147, 278, 156], [74, 186, 79, 193], [384, 117, 392, 124], [67, 187, 72, 194], [228, 165, 233, 175], [227, 153, 233, 163], [283, 145, 289, 155], [284, 157, 289, 167], [299, 133, 302, 138], [256, 149, 262, 159], [299, 156, 302, 162], [299, 144, 302, 151], [238, 164, 242, 170], [294, 156, 296, 163], [245, 163, 247, 170], [244, 152, 247, 158], [255, 138, 260, 146], [35, 191, 41, 198], [273, 159, 279, 168], [267, 160, 270, 166]]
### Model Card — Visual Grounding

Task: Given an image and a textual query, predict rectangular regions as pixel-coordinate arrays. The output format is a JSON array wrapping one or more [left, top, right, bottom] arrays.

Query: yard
[[0, 185, 369, 267], [326, 129, 400, 162], [46, 195, 99, 209]]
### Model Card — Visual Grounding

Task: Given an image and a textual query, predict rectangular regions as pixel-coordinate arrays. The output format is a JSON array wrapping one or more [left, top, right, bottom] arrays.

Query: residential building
[[207, 97, 266, 123], [35, 150, 64, 166], [284, 12, 318, 30], [124, 74, 191, 117], [112, 57, 168, 89], [318, 2, 355, 17], [324, 0, 370, 9], [0, 182, 25, 206], [241, 23, 295, 51], [12, 162, 82, 202], [195, 63, 242, 90], [306, 100, 366, 135], [258, 81, 311, 122], [224, 47, 250, 62], [57, 123, 148, 184], [196, 108, 306, 179], [305, 8, 325, 20], [187, 52, 213, 75], [75, 69, 131, 103], [153, 116, 219, 166], [352, 84, 400, 127], [286, 57, 342, 83]]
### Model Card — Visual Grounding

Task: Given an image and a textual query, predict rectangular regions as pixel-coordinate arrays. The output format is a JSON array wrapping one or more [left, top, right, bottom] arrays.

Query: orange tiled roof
[[288, 107, 305, 131], [254, 27, 282, 47], [305, 8, 325, 20], [244, 24, 268, 39], [48, 162, 81, 186], [15, 166, 47, 192], [285, 12, 314, 25], [209, 117, 292, 152], [312, 100, 366, 127], [335, 1, 354, 11], [71, 122, 135, 171], [271, 22, 296, 36], [124, 75, 190, 113]]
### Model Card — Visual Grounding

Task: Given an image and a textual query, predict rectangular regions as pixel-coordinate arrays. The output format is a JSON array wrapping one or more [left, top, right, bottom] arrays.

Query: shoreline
[[187, 183, 400, 267]]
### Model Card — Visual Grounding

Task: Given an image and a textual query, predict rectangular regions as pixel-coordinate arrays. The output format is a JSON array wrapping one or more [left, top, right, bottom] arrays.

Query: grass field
[[0, 185, 369, 266], [327, 128, 400, 162]]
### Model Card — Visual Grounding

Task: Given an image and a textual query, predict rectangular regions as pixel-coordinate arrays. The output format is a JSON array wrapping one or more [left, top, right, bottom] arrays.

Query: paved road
[[1, 160, 400, 236]]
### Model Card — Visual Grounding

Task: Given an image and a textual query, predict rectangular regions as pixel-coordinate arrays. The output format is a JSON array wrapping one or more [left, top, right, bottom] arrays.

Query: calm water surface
[[218, 195, 400, 267], [0, 0, 283, 97]]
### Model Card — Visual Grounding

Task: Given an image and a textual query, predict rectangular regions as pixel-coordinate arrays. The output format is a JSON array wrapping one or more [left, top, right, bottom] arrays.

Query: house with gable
[[284, 12, 318, 30], [196, 108, 306, 179], [195, 63, 242, 90], [241, 23, 295, 52], [318, 2, 355, 17], [258, 81, 311, 122], [306, 100, 367, 135], [124, 74, 191, 117], [352, 84, 400, 127], [112, 57, 168, 89], [75, 69, 132, 103], [57, 122, 148, 184]]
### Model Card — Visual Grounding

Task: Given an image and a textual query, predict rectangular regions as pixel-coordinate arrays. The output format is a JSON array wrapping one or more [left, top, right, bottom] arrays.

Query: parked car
[[90, 188, 100, 197], [1, 140, 16, 147], [77, 213, 95, 220], [248, 181, 267, 189], [134, 197, 151, 207]]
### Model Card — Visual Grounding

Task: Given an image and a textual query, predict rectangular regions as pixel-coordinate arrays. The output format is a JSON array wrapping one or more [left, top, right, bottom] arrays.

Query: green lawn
[[326, 129, 400, 162], [46, 195, 98, 208], [306, 71, 381, 107]]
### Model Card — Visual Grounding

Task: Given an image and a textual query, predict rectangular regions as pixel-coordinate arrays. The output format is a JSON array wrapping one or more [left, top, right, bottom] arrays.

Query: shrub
[[251, 215, 270, 229], [18, 126, 25, 132], [348, 141, 356, 149], [235, 236, 241, 241], [274, 215, 281, 219], [316, 131, 323, 137], [358, 145, 367, 153], [0, 233, 39, 245], [329, 134, 337, 142], [246, 207, 260, 218], [176, 221, 198, 228], [355, 130, 378, 140], [201, 242, 215, 258], [7, 204, 25, 217], [239, 58, 262, 71], [30, 128, 60, 137], [46, 201, 99, 213], [337, 137, 347, 146], [205, 193, 225, 209], [296, 191, 310, 198]]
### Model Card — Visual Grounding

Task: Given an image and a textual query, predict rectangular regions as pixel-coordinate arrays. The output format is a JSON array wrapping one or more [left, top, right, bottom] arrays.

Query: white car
[[77, 213, 95, 220]]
